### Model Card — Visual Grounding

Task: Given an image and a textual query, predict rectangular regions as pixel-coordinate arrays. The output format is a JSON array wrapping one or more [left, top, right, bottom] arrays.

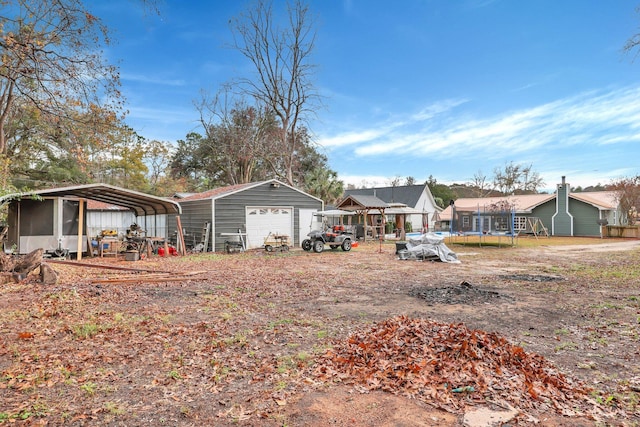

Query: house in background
[[171, 179, 323, 251], [439, 177, 619, 237], [343, 184, 441, 232]]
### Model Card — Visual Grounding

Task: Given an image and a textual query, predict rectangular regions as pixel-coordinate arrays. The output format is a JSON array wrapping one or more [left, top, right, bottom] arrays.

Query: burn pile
[[314, 316, 592, 416], [410, 281, 514, 305]]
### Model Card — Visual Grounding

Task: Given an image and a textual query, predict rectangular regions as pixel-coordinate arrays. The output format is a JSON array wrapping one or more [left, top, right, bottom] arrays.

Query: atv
[[302, 225, 352, 253]]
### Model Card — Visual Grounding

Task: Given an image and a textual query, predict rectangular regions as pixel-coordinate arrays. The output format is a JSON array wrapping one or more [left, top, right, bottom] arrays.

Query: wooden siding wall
[[213, 183, 321, 252], [170, 183, 322, 252], [569, 199, 601, 237], [531, 201, 555, 234]]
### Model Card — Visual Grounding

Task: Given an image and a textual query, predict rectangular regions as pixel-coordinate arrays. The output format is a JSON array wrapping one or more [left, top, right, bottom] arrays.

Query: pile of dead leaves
[[314, 315, 592, 415]]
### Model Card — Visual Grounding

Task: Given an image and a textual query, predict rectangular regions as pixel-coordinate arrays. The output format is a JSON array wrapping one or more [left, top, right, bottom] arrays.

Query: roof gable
[[337, 194, 388, 210], [451, 194, 555, 212], [344, 185, 426, 206], [570, 191, 617, 209], [179, 179, 323, 203]]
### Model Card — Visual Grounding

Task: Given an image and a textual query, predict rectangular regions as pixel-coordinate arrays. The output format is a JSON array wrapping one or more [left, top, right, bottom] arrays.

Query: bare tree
[[145, 139, 172, 191], [195, 88, 277, 185], [230, 0, 319, 186], [493, 162, 544, 195], [469, 170, 494, 197], [389, 176, 402, 187], [624, 6, 640, 60], [519, 164, 545, 193], [608, 176, 640, 225], [0, 0, 122, 155]]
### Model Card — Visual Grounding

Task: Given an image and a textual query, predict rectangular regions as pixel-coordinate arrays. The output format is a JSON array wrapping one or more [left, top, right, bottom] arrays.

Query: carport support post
[[77, 199, 84, 260]]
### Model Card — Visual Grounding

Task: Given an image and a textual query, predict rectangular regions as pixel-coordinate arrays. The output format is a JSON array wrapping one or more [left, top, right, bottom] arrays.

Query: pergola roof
[[337, 194, 388, 211], [0, 183, 181, 216]]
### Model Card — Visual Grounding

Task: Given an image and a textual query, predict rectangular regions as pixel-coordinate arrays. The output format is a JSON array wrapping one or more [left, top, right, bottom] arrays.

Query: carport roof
[[0, 183, 181, 216]]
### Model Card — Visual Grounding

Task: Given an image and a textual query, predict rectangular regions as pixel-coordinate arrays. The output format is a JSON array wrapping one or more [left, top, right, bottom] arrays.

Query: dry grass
[[444, 234, 623, 248]]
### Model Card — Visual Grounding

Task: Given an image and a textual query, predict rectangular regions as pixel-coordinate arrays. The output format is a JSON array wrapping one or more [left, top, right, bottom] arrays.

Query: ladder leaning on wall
[[197, 222, 211, 252]]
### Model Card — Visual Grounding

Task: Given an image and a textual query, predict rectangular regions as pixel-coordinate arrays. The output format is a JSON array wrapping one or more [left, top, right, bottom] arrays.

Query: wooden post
[[86, 234, 94, 258], [77, 199, 84, 260], [175, 216, 187, 256], [396, 214, 405, 240], [363, 210, 368, 242]]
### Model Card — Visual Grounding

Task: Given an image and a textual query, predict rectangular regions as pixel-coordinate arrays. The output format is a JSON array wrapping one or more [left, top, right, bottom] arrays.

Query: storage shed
[[171, 179, 324, 251]]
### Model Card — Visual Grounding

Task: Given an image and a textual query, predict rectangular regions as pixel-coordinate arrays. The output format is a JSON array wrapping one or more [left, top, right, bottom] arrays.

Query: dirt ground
[[1, 237, 639, 426]]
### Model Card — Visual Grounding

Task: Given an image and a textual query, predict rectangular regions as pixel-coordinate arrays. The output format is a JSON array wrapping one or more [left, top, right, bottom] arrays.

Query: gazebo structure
[[367, 203, 422, 240], [336, 194, 388, 241]]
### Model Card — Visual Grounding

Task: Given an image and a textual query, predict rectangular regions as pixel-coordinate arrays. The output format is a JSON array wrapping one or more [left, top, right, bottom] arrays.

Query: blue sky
[[96, 0, 640, 192]]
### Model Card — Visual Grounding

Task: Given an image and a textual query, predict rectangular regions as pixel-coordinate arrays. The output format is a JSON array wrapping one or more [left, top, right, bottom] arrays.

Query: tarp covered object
[[402, 233, 460, 263]]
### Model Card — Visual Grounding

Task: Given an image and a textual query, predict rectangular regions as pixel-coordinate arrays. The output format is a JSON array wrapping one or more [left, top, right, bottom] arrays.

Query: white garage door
[[245, 207, 293, 249]]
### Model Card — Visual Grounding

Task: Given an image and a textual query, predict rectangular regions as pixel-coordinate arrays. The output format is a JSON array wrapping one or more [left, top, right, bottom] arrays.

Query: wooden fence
[[604, 225, 640, 238]]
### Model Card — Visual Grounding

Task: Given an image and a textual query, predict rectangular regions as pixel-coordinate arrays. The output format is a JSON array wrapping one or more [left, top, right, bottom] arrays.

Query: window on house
[[514, 217, 527, 231], [494, 216, 509, 231]]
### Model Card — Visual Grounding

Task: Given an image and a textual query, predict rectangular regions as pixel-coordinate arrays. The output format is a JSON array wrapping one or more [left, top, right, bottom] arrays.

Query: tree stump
[[0, 248, 57, 284], [12, 248, 44, 274], [40, 263, 58, 285]]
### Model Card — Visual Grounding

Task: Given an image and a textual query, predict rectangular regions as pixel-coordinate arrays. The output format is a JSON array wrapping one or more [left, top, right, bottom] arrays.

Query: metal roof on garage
[[0, 183, 181, 216]]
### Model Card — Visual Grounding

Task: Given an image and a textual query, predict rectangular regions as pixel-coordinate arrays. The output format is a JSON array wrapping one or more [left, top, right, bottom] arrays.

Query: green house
[[439, 177, 619, 237]]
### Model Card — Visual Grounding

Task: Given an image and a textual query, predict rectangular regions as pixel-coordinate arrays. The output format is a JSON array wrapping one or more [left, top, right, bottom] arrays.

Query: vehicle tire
[[301, 239, 312, 251], [312, 240, 324, 253], [341, 240, 352, 251], [281, 245, 289, 252], [265, 245, 273, 252]]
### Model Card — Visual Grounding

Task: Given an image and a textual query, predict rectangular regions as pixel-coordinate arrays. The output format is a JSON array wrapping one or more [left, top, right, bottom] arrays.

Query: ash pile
[[397, 232, 460, 263]]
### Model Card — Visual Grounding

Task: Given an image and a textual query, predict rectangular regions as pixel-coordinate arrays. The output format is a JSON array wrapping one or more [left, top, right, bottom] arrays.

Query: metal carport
[[0, 183, 181, 259]]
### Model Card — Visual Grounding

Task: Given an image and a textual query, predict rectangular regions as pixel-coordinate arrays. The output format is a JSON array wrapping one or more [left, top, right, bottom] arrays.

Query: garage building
[[171, 179, 323, 251]]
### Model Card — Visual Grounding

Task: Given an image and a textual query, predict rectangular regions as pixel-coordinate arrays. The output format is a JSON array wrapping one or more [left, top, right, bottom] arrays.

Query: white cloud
[[121, 73, 186, 86], [337, 173, 399, 188], [409, 98, 469, 121], [317, 97, 466, 149], [318, 129, 388, 147], [327, 85, 640, 162]]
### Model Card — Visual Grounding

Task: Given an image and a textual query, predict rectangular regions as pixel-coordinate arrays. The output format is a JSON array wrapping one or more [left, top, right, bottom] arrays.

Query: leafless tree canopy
[[229, 0, 319, 186], [609, 175, 640, 225], [492, 162, 544, 195], [195, 88, 278, 185]]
